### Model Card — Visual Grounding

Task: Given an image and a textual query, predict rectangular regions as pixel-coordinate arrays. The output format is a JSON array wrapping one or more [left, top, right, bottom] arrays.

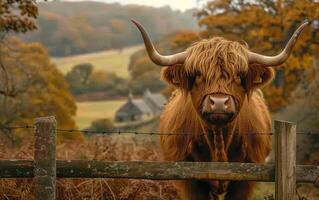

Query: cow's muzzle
[[201, 93, 236, 125]]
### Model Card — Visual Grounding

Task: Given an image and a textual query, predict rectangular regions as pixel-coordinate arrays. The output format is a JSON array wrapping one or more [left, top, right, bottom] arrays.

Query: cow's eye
[[234, 74, 241, 85], [253, 76, 263, 84], [195, 75, 204, 85]]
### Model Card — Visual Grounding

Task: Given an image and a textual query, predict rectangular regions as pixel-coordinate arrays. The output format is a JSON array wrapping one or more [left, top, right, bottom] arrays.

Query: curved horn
[[131, 19, 187, 66], [248, 20, 310, 67]]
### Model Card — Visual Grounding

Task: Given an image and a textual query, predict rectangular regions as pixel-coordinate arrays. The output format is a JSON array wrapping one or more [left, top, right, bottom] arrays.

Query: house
[[143, 89, 167, 115], [115, 90, 167, 122]]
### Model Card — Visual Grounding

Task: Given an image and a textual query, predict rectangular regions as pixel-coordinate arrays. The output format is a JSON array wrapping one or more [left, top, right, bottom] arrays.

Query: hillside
[[53, 45, 142, 77], [75, 100, 126, 129], [24, 1, 197, 57]]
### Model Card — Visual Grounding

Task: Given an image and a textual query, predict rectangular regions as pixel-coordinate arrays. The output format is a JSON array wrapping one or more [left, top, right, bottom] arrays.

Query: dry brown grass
[[0, 135, 318, 199], [0, 135, 181, 200]]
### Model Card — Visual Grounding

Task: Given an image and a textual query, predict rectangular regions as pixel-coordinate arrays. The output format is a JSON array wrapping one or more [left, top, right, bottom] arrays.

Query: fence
[[0, 116, 318, 200]]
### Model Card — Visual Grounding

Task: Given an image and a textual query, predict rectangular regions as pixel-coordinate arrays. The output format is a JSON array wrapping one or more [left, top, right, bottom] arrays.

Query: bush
[[87, 118, 115, 132]]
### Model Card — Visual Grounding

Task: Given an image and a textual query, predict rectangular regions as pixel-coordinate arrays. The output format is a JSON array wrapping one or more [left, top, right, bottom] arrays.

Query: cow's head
[[132, 20, 309, 127]]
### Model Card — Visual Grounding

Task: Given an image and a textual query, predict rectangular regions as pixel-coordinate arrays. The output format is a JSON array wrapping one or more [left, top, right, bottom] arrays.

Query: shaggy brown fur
[[159, 37, 273, 200]]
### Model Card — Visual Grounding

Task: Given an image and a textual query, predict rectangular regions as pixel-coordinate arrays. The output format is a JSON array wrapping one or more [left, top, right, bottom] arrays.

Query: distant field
[[52, 45, 142, 78], [75, 100, 126, 129]]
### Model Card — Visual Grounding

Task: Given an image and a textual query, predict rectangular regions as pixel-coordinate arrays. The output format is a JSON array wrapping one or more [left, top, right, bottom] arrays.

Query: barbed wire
[[2, 125, 35, 129], [0, 125, 274, 135], [57, 128, 198, 136], [2, 124, 319, 192], [3, 124, 319, 136]]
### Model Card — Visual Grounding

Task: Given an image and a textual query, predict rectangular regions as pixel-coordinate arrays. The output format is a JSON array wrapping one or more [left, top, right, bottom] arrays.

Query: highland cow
[[132, 19, 309, 200]]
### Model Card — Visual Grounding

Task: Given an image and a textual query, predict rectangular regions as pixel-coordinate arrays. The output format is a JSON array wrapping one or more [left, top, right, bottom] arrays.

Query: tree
[[128, 49, 166, 94], [195, 0, 319, 110], [0, 0, 46, 33], [0, 0, 46, 97], [0, 0, 83, 142], [65, 63, 93, 95], [170, 30, 200, 52], [0, 38, 83, 143], [88, 71, 128, 95], [129, 71, 166, 94]]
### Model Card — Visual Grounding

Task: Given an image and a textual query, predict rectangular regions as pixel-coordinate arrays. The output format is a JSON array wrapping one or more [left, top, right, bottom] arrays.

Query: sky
[[62, 0, 199, 11]]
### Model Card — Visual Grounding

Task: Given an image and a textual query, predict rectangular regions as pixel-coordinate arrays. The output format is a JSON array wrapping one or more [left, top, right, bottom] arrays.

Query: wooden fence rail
[[0, 160, 319, 183], [0, 116, 318, 200]]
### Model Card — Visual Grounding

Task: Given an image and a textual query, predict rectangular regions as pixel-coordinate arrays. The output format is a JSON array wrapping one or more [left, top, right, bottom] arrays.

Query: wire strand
[[3, 124, 319, 136]]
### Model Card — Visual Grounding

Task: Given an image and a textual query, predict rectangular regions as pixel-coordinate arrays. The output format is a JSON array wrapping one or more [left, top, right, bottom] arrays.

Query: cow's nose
[[202, 94, 236, 124], [209, 95, 230, 113]]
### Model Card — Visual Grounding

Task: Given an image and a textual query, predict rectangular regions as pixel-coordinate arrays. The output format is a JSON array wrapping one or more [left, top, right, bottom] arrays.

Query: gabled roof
[[116, 90, 166, 118], [144, 89, 166, 109], [131, 99, 153, 114]]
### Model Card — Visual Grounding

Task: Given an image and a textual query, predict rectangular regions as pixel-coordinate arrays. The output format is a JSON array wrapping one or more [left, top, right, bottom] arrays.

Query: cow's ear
[[161, 65, 189, 89], [245, 67, 275, 91]]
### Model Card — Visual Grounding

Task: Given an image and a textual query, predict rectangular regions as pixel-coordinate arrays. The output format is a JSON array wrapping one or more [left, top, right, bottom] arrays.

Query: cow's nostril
[[224, 97, 230, 105], [209, 96, 215, 105]]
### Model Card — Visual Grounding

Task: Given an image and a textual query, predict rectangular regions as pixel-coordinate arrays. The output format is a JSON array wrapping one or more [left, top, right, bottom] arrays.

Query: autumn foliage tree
[[0, 0, 46, 33], [0, 0, 82, 142], [128, 49, 166, 94], [65, 63, 94, 95], [0, 0, 45, 96], [170, 30, 200, 52], [195, 0, 319, 110], [0, 38, 83, 142]]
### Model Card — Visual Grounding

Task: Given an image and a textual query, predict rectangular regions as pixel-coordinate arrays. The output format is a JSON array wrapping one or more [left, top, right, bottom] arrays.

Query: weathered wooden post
[[34, 116, 57, 200], [275, 120, 296, 200]]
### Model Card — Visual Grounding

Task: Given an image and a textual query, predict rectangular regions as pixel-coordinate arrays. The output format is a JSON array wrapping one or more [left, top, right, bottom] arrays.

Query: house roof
[[131, 99, 153, 114], [144, 89, 167, 109], [115, 98, 152, 118], [115, 90, 167, 119]]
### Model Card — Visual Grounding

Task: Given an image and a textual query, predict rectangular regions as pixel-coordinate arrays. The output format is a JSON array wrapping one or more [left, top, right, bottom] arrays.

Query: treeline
[[23, 1, 196, 57], [64, 30, 186, 98], [66, 63, 128, 97], [65, 56, 166, 98]]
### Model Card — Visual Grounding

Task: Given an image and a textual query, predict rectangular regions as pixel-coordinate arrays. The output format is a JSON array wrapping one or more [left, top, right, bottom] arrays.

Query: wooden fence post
[[34, 116, 57, 200], [275, 120, 296, 200]]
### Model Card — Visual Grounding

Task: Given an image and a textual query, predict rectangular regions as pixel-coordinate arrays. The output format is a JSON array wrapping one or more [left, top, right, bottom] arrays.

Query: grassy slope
[[75, 100, 126, 129], [53, 45, 142, 78]]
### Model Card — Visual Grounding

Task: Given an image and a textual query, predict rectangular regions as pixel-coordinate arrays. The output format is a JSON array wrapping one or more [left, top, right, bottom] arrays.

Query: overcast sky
[[62, 0, 199, 11]]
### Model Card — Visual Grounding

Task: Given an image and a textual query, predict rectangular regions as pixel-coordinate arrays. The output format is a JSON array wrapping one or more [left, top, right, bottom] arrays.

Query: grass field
[[75, 100, 126, 129], [52, 45, 142, 78]]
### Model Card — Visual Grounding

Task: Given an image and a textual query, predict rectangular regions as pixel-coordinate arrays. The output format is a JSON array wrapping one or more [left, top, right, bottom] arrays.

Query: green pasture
[[52, 45, 142, 78], [75, 100, 126, 129]]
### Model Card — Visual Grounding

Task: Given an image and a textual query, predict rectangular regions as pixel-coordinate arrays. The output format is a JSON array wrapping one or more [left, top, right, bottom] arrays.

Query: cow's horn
[[131, 19, 187, 66], [248, 20, 310, 67]]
